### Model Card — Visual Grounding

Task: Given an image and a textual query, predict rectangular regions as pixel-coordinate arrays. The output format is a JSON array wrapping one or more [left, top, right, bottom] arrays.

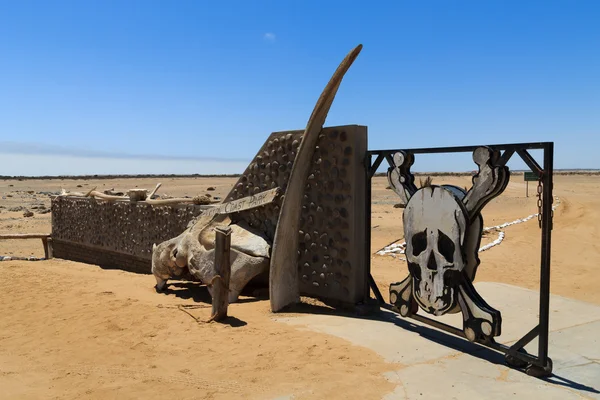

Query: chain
[[537, 177, 543, 228]]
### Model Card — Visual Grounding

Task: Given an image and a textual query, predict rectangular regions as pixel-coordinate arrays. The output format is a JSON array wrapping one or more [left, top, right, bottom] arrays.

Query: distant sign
[[524, 171, 538, 181], [523, 171, 538, 197]]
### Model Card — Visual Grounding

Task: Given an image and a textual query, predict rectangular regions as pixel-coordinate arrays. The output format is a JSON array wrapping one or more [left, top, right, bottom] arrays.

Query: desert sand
[[0, 174, 598, 399]]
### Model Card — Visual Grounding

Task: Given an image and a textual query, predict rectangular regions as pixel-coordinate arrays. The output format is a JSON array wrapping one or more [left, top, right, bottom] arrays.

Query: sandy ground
[[0, 174, 599, 399]]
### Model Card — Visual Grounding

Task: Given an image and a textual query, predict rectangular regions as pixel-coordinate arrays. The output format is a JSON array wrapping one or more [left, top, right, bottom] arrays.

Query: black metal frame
[[364, 142, 554, 376]]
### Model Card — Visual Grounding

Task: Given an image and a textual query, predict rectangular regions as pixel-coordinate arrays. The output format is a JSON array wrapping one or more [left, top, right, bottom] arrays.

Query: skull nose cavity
[[427, 252, 437, 271]]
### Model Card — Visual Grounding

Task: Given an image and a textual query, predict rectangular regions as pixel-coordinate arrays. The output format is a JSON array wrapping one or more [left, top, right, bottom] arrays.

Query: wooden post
[[44, 237, 53, 259], [41, 237, 49, 259], [211, 226, 232, 322]]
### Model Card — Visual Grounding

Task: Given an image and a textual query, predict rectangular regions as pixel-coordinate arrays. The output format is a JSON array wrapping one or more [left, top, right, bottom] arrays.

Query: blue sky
[[0, 0, 598, 175]]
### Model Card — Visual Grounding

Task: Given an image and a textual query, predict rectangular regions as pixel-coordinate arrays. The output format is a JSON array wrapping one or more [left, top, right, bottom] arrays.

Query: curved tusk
[[269, 44, 363, 312]]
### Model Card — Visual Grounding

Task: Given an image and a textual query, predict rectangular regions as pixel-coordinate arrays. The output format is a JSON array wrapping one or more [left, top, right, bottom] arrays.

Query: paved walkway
[[275, 283, 600, 399]]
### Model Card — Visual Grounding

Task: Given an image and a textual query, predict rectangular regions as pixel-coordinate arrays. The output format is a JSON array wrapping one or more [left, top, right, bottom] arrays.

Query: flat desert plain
[[0, 174, 598, 399]]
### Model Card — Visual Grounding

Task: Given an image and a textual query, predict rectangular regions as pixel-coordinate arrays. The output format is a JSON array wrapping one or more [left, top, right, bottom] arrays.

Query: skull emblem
[[404, 186, 467, 315], [389, 147, 508, 342]]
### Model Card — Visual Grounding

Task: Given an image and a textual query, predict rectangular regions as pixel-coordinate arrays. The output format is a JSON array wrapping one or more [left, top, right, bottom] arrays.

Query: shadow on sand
[[149, 278, 598, 395], [280, 301, 599, 396]]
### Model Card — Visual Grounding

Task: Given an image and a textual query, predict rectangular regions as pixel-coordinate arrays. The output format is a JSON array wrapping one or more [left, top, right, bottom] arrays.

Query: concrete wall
[[51, 197, 206, 273]]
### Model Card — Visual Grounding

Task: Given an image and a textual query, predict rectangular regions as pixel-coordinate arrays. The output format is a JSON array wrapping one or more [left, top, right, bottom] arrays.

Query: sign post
[[524, 171, 537, 197]]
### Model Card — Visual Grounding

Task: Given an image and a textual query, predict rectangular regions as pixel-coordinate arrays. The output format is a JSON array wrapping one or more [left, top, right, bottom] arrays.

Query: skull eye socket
[[443, 269, 462, 287], [437, 230, 455, 263], [411, 229, 428, 257]]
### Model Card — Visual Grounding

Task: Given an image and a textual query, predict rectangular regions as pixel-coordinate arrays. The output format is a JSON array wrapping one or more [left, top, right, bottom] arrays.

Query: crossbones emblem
[[388, 147, 510, 342]]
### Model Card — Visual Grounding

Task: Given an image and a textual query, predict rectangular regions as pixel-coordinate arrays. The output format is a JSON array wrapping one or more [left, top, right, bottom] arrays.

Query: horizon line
[[3, 169, 600, 180]]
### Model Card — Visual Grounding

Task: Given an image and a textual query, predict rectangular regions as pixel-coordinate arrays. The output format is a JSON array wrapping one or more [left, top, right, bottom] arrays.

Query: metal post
[[526, 180, 529, 197], [364, 154, 373, 302], [538, 142, 553, 366]]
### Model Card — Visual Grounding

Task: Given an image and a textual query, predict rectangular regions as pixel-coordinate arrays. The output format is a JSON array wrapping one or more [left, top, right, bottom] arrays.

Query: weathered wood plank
[[206, 187, 280, 217], [190, 188, 281, 235]]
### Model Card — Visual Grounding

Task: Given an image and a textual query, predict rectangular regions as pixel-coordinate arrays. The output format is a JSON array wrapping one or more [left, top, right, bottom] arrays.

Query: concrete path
[[275, 283, 600, 399]]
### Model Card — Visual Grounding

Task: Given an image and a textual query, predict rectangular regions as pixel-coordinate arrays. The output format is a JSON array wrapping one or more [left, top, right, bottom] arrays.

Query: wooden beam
[[210, 226, 232, 322], [0, 233, 50, 240]]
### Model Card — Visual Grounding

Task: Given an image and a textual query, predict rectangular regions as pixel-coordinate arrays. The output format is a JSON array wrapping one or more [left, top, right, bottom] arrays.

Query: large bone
[[463, 147, 510, 220], [151, 189, 279, 301], [89, 190, 129, 201], [269, 44, 363, 312], [148, 182, 162, 199], [151, 227, 270, 303], [145, 197, 219, 206], [458, 278, 502, 341], [387, 151, 417, 207], [389, 276, 417, 317], [59, 187, 97, 197]]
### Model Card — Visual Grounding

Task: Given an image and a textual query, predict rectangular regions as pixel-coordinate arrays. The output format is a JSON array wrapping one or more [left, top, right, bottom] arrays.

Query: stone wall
[[51, 197, 206, 273], [50, 124, 369, 306], [225, 125, 368, 305]]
